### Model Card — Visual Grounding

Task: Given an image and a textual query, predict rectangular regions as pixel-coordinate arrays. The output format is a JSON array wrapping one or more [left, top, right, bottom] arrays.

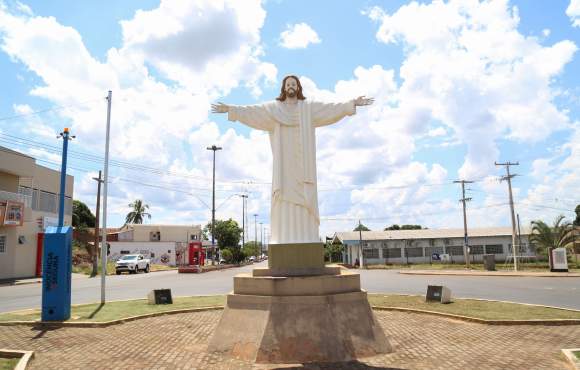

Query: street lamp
[[238, 194, 248, 249], [254, 214, 258, 256], [207, 145, 222, 263]]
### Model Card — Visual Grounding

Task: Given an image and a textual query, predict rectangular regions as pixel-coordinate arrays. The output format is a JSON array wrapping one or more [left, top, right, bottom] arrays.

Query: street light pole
[[238, 194, 248, 249], [207, 145, 222, 263], [260, 222, 263, 257], [254, 214, 258, 256]]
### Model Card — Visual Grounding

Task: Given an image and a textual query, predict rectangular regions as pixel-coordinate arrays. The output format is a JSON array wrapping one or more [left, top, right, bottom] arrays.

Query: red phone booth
[[188, 241, 204, 266]]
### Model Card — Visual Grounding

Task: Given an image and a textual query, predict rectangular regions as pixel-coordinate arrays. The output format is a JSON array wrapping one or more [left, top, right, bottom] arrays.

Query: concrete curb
[[372, 306, 580, 326], [0, 349, 34, 370], [0, 306, 224, 328], [398, 270, 580, 277], [561, 348, 580, 370]]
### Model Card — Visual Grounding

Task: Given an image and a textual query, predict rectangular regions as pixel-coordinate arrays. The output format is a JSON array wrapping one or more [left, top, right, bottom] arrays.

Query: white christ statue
[[212, 75, 373, 245]]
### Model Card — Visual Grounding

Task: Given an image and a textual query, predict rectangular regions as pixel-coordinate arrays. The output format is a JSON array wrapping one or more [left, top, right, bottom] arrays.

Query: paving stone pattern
[[0, 310, 577, 369]]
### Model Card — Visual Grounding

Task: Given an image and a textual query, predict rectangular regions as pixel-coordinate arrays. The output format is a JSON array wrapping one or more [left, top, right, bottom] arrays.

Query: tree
[[529, 215, 574, 269], [401, 224, 422, 230], [73, 200, 96, 228], [243, 241, 261, 258], [574, 204, 580, 227], [324, 242, 343, 262], [205, 219, 242, 249], [220, 248, 233, 264], [125, 199, 151, 225], [385, 224, 422, 230], [353, 223, 370, 232]]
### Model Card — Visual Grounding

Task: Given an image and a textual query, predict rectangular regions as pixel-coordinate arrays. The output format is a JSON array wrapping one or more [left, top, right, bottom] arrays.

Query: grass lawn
[[0, 295, 225, 323], [1, 294, 579, 323], [574, 350, 580, 360], [368, 294, 580, 320], [0, 358, 20, 370]]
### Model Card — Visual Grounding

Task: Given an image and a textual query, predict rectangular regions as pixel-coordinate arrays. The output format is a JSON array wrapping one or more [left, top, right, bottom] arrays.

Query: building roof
[[0, 145, 34, 159], [334, 226, 530, 243]]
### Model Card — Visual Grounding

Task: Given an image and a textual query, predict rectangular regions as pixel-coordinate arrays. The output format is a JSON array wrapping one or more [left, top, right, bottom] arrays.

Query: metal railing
[[0, 189, 32, 208]]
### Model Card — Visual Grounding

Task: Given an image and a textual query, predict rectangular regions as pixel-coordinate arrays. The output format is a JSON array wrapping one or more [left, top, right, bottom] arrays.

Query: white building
[[107, 224, 203, 266], [333, 227, 532, 266]]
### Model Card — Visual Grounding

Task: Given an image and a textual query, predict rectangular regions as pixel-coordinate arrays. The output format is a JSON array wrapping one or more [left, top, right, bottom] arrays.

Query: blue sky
[[0, 0, 579, 240]]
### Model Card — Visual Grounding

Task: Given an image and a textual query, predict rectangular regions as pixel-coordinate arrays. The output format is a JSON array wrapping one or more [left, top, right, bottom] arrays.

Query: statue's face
[[284, 77, 298, 98]]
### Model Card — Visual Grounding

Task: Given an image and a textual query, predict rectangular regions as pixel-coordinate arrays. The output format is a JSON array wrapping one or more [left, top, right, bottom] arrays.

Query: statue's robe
[[228, 99, 356, 244]]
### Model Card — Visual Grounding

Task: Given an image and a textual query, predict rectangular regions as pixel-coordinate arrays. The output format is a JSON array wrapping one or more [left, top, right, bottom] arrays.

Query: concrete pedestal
[[208, 258, 391, 363]]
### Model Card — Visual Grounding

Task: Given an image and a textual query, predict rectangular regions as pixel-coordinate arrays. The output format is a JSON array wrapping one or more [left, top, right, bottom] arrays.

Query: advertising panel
[[3, 201, 24, 226]]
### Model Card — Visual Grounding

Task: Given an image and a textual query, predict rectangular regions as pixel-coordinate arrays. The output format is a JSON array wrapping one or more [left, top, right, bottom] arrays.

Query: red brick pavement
[[0, 310, 577, 369]]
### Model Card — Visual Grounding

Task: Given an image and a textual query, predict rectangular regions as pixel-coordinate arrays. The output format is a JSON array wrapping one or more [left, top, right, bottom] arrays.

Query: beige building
[[0, 146, 73, 280], [334, 227, 532, 266], [108, 224, 203, 266]]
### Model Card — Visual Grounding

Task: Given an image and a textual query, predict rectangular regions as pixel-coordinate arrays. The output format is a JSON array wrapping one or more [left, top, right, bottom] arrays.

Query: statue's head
[[276, 75, 306, 101]]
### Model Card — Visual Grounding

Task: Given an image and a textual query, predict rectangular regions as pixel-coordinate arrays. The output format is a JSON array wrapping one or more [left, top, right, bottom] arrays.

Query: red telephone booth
[[188, 241, 204, 266]]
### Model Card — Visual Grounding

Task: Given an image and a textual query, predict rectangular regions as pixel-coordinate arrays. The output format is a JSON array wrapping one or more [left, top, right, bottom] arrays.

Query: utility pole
[[260, 222, 263, 257], [254, 214, 258, 256], [206, 145, 222, 264], [495, 161, 519, 271], [101, 90, 112, 304], [91, 170, 103, 277], [454, 180, 473, 268], [358, 220, 364, 269], [239, 194, 248, 249]]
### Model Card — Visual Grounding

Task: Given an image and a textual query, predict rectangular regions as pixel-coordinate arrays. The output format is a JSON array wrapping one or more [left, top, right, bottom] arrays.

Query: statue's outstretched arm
[[353, 96, 374, 106], [211, 102, 229, 113]]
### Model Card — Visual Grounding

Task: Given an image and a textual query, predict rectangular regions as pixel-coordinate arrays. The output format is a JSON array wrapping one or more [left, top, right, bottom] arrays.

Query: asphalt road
[[1, 261, 579, 312]]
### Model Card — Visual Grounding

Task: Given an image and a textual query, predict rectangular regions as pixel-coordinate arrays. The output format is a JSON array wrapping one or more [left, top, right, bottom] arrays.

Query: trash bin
[[483, 254, 495, 271]]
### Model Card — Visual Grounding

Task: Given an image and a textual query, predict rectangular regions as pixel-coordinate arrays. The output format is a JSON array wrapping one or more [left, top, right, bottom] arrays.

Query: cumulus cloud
[[567, 0, 580, 27], [0, 1, 277, 229], [279, 22, 321, 49], [367, 0, 577, 181]]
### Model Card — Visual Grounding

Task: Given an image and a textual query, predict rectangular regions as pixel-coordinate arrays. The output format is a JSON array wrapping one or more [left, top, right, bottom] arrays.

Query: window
[[383, 248, 401, 258], [485, 245, 504, 254], [363, 249, 379, 259], [149, 231, 161, 241], [406, 247, 424, 258], [470, 245, 484, 255], [120, 250, 130, 255], [425, 247, 444, 256], [190, 234, 198, 240], [0, 235, 6, 253], [447, 246, 464, 256], [167, 250, 172, 253]]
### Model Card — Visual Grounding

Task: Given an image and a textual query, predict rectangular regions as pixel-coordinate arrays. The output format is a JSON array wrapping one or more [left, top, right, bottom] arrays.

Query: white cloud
[[567, 0, 580, 27], [427, 127, 447, 137], [0, 1, 277, 228], [368, 0, 577, 180], [279, 22, 321, 49]]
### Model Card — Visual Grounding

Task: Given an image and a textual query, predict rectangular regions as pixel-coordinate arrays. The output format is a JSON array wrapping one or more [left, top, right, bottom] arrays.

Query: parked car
[[115, 254, 150, 275], [248, 256, 256, 262]]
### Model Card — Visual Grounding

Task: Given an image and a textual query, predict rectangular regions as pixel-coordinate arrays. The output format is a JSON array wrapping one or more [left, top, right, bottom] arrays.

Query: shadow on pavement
[[270, 361, 407, 370], [88, 303, 104, 319]]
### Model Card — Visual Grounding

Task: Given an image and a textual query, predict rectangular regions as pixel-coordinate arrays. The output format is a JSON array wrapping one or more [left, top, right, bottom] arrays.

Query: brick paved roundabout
[[0, 310, 578, 370]]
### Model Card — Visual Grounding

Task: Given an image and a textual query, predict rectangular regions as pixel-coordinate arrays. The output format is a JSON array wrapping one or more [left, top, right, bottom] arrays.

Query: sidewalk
[[0, 273, 87, 287], [398, 269, 580, 277]]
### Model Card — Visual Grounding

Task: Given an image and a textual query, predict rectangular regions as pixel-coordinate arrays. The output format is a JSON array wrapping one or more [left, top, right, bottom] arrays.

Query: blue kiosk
[[41, 128, 74, 321]]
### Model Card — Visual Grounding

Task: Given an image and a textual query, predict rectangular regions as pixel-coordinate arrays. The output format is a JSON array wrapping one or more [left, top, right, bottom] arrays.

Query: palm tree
[[125, 199, 151, 225], [529, 215, 574, 269]]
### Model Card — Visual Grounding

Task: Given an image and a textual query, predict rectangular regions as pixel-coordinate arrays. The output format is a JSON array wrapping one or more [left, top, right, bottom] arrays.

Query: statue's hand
[[211, 102, 229, 114], [354, 96, 374, 106]]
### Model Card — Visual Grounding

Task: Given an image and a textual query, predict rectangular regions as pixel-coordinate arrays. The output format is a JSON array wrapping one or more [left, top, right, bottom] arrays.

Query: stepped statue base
[[208, 243, 392, 363]]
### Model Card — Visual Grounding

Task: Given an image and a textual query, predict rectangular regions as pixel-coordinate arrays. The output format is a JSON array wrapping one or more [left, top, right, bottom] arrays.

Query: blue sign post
[[41, 128, 74, 321]]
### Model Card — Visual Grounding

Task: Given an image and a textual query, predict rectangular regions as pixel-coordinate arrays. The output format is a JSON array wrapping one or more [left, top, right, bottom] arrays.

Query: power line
[[0, 98, 103, 122]]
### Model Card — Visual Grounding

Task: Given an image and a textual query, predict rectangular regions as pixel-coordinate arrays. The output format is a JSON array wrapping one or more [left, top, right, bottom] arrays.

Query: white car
[[115, 254, 150, 275], [248, 256, 255, 262]]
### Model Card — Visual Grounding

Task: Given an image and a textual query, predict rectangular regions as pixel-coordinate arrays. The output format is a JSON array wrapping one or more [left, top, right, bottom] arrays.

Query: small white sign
[[552, 248, 568, 271]]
